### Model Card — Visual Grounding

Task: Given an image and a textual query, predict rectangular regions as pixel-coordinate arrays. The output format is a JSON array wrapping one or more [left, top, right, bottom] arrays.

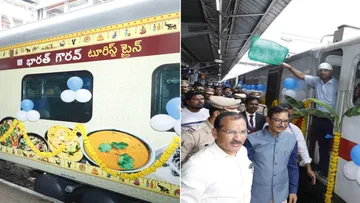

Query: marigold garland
[[324, 131, 341, 203], [300, 116, 307, 135], [18, 122, 65, 157], [78, 124, 180, 180], [0, 120, 19, 142], [272, 99, 279, 107], [1, 120, 180, 180]]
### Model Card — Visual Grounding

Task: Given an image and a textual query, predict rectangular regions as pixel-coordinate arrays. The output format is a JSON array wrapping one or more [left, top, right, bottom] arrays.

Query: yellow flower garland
[[300, 117, 306, 135], [18, 122, 65, 157], [76, 124, 180, 180], [300, 100, 310, 140], [0, 120, 19, 142], [1, 120, 180, 180], [272, 99, 279, 107], [325, 131, 341, 203]]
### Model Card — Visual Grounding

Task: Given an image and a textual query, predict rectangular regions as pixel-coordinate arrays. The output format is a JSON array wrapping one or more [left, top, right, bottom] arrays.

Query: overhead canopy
[[181, 0, 292, 80]]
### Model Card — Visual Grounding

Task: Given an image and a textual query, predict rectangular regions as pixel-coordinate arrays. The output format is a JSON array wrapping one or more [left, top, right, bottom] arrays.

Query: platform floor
[[0, 179, 58, 203]]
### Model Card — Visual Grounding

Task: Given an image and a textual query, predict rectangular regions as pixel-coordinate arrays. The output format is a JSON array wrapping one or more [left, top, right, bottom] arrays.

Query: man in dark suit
[[241, 96, 266, 133]]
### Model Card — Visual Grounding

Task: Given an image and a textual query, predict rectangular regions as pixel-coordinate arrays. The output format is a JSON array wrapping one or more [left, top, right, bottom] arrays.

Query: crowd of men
[[180, 62, 339, 203]]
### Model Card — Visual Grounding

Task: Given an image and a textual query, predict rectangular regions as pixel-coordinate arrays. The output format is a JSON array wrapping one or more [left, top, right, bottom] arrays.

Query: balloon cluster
[[242, 84, 265, 95], [343, 145, 360, 184], [150, 97, 180, 136], [281, 78, 307, 101], [60, 77, 92, 103], [16, 99, 40, 122]]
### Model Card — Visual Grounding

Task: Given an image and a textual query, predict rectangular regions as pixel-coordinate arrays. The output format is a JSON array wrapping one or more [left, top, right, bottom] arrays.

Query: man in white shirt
[[181, 90, 210, 129], [181, 96, 241, 164], [181, 112, 252, 203]]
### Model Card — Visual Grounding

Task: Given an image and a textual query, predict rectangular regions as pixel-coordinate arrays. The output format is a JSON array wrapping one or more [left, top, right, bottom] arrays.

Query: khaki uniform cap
[[209, 96, 241, 112], [181, 80, 190, 87], [205, 88, 215, 95]]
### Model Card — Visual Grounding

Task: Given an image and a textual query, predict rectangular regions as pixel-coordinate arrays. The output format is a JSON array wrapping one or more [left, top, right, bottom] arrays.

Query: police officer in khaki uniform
[[181, 96, 241, 165], [203, 87, 214, 109], [234, 93, 247, 112], [181, 80, 190, 108]]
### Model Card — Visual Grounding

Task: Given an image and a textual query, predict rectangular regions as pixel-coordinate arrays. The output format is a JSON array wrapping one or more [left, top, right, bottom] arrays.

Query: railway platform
[[0, 178, 60, 203]]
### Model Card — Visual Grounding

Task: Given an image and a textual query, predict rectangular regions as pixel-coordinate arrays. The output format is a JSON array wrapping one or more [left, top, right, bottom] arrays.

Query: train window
[[151, 64, 180, 117], [353, 63, 360, 106], [22, 71, 93, 123]]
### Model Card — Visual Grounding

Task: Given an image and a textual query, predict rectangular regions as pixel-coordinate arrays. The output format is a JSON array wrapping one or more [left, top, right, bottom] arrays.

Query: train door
[[306, 49, 343, 171], [265, 67, 282, 107], [330, 44, 360, 203]]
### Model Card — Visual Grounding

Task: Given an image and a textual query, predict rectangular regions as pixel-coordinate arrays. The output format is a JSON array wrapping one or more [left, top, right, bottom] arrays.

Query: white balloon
[[27, 110, 40, 122], [285, 89, 297, 99], [150, 114, 175, 132], [296, 91, 307, 101], [343, 161, 360, 180], [357, 167, 360, 185], [16, 111, 27, 122], [75, 89, 92, 103], [61, 90, 76, 103], [173, 119, 181, 136], [281, 88, 287, 96]]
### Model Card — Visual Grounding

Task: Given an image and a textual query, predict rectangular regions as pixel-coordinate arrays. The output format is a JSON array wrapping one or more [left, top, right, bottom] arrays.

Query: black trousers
[[297, 166, 324, 203], [308, 117, 334, 175]]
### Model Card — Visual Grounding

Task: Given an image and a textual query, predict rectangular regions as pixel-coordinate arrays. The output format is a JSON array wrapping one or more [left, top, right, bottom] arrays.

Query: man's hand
[[307, 168, 316, 185], [280, 63, 292, 69], [289, 193, 297, 203]]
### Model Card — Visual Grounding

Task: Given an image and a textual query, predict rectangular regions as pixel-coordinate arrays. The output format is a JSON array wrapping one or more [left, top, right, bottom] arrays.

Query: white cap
[[318, 62, 333, 71]]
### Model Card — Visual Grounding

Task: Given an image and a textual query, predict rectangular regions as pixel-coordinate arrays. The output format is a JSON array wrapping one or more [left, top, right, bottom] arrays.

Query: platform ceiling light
[[216, 0, 220, 11], [215, 59, 223, 63], [218, 49, 221, 54]]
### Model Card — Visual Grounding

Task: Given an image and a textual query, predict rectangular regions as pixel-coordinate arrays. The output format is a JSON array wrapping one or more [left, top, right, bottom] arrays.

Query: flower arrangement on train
[[2, 75, 181, 180], [0, 119, 180, 180], [285, 95, 360, 203]]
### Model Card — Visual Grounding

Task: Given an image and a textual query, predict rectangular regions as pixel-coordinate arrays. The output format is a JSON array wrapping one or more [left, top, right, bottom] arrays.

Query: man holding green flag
[[280, 62, 339, 177]]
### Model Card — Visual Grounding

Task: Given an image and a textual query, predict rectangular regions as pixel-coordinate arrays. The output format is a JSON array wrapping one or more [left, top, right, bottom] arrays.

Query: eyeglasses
[[220, 129, 249, 136], [271, 118, 289, 125]]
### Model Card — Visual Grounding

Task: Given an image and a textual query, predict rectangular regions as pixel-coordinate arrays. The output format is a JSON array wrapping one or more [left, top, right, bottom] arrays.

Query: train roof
[[0, 0, 179, 47]]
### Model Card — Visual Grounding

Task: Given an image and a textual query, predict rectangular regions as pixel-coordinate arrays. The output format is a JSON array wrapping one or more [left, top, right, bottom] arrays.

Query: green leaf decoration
[[306, 98, 339, 121], [111, 142, 128, 150], [307, 109, 334, 123], [98, 143, 112, 152], [344, 106, 360, 118], [284, 95, 305, 109], [118, 153, 134, 170]]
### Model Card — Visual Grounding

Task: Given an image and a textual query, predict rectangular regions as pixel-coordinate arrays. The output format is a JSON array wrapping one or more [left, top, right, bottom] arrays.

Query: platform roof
[[181, 0, 292, 80]]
